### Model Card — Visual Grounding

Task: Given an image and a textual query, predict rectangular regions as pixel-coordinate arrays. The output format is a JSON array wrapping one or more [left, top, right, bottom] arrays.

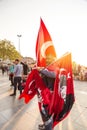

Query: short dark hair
[[15, 59, 19, 62]]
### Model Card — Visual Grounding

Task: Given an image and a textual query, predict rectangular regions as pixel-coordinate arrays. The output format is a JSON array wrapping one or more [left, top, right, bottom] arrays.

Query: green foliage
[[0, 39, 22, 60], [72, 61, 81, 76]]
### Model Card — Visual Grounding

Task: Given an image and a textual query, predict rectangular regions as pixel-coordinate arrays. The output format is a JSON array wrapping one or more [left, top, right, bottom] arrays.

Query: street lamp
[[17, 34, 22, 53]]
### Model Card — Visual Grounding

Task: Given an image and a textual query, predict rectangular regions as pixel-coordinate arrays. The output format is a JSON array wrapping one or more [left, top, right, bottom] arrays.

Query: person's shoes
[[38, 124, 45, 130], [38, 127, 45, 130], [10, 84, 14, 86], [10, 93, 16, 96]]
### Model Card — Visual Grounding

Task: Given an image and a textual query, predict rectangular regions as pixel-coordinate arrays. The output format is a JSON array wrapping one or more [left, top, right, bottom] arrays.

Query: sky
[[0, 0, 87, 66]]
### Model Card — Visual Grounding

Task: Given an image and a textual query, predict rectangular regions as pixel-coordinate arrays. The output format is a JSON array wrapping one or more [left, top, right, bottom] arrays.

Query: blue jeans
[[45, 116, 53, 130]]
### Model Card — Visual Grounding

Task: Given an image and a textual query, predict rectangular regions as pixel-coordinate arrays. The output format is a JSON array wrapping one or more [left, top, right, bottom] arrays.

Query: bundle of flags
[[19, 18, 75, 128], [36, 18, 75, 126]]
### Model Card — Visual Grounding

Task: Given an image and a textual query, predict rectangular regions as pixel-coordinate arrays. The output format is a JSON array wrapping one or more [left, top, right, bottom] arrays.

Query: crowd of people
[[9, 59, 29, 96], [0, 59, 30, 95]]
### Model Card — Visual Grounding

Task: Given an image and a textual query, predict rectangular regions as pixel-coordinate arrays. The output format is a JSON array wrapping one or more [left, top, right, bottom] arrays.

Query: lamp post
[[17, 34, 22, 53]]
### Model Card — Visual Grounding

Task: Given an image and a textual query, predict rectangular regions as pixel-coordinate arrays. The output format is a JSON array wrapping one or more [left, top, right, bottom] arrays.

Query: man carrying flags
[[37, 67, 56, 130], [19, 60, 74, 130], [19, 18, 75, 130], [35, 18, 57, 129]]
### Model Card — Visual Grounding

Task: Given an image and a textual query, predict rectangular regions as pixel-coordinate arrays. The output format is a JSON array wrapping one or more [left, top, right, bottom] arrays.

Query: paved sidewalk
[[0, 71, 87, 130]]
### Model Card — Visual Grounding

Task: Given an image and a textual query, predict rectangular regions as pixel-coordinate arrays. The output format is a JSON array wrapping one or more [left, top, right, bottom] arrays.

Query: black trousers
[[10, 75, 14, 85], [13, 77, 22, 94], [40, 107, 53, 130]]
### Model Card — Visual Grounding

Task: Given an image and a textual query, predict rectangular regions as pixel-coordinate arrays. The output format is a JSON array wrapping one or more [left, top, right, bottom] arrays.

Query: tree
[[0, 39, 22, 60], [72, 61, 78, 75]]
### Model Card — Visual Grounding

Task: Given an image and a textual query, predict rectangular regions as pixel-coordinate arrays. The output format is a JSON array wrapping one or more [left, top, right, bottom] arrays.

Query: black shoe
[[38, 127, 45, 130], [38, 124, 45, 130], [10, 93, 16, 96], [10, 84, 13, 86]]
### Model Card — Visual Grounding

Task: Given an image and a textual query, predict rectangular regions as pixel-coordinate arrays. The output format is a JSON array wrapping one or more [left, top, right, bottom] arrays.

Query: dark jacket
[[40, 69, 56, 91]]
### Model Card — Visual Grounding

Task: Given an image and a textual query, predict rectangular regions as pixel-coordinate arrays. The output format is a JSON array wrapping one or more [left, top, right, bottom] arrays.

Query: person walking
[[20, 61, 29, 81], [1, 64, 5, 75], [10, 59, 23, 96], [9, 63, 14, 86], [23, 61, 29, 75]]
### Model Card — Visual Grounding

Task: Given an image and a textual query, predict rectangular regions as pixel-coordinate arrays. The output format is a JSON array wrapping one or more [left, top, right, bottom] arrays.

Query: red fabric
[[47, 52, 74, 95], [49, 72, 64, 115], [19, 53, 75, 129], [19, 70, 37, 103], [36, 18, 57, 67], [19, 22, 75, 128], [19, 69, 53, 105], [19, 59, 75, 128], [19, 69, 47, 103], [48, 52, 75, 127]]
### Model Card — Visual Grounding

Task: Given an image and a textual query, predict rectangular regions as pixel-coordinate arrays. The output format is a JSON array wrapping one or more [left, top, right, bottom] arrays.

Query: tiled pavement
[[0, 71, 87, 130]]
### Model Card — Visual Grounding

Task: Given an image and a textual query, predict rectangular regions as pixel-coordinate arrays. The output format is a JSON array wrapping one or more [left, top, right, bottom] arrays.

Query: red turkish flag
[[47, 52, 74, 97], [36, 18, 57, 67], [48, 52, 75, 127]]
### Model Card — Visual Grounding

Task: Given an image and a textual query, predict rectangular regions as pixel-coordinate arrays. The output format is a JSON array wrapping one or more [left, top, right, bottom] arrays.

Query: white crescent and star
[[41, 41, 54, 58]]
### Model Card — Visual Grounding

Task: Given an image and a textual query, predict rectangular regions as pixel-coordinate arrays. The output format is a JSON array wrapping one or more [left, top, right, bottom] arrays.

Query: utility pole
[[17, 34, 22, 53]]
